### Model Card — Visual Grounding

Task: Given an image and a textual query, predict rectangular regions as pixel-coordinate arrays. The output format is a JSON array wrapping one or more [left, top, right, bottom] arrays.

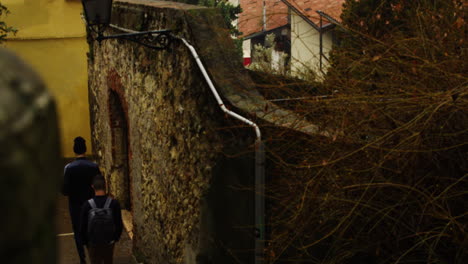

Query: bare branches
[[263, 0, 467, 263]]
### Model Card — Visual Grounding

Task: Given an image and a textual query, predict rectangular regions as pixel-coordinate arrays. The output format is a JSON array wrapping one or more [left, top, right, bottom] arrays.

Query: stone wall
[[88, 1, 257, 263], [87, 1, 332, 263]]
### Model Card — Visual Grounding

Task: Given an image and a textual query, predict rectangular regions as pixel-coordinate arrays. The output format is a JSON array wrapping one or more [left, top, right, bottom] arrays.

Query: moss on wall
[[88, 1, 257, 263]]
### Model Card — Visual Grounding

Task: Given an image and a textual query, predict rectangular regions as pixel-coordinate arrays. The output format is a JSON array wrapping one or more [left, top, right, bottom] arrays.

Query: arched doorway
[[108, 90, 132, 211]]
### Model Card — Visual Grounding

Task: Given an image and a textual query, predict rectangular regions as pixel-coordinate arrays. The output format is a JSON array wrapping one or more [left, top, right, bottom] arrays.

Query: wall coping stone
[[116, 0, 205, 10]]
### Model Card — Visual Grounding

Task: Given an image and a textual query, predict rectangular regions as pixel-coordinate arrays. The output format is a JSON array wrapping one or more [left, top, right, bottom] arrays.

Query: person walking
[[80, 175, 123, 264], [62, 136, 100, 264]]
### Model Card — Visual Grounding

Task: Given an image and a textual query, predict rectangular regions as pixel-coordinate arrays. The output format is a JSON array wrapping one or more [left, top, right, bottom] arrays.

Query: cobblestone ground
[[56, 195, 133, 264]]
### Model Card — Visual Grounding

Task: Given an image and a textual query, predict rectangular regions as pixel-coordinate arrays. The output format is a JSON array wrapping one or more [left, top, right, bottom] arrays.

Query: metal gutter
[[281, 0, 336, 32], [316, 10, 343, 28], [243, 25, 289, 40], [281, 0, 320, 31]]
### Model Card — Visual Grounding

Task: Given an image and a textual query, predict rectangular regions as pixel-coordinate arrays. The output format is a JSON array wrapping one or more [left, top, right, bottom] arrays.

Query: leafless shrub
[[261, 1, 467, 263]]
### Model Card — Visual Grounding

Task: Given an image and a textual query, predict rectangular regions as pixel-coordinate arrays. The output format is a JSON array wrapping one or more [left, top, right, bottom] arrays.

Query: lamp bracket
[[95, 29, 172, 50]]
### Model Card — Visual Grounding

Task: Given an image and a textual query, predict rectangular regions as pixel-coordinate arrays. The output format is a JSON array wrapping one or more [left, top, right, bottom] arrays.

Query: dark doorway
[[109, 90, 132, 211]]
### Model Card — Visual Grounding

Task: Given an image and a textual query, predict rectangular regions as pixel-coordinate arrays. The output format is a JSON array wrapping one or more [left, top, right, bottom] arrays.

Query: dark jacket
[[79, 195, 124, 246], [62, 157, 100, 206]]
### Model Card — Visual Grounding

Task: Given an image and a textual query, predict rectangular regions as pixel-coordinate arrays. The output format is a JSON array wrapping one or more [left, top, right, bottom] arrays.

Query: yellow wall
[[3, 0, 91, 157], [290, 11, 333, 79]]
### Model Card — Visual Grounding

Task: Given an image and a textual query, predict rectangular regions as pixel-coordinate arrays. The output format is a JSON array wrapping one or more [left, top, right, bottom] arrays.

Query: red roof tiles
[[282, 0, 344, 26], [238, 0, 344, 37], [238, 0, 289, 37]]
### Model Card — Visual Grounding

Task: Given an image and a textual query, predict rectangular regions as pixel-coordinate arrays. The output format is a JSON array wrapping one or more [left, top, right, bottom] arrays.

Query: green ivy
[[198, 0, 243, 58], [0, 3, 17, 43]]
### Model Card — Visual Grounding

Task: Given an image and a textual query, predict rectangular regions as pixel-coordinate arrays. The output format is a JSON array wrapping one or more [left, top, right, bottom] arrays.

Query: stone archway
[[108, 89, 132, 211]]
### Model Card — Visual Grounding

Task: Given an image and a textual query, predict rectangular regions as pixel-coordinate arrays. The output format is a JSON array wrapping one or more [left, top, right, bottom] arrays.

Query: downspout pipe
[[262, 0, 267, 31], [175, 36, 266, 264], [319, 12, 323, 73], [177, 37, 261, 139]]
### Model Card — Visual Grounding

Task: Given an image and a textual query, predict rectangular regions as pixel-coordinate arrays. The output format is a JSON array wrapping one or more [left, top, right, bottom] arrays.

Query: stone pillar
[[0, 48, 61, 264]]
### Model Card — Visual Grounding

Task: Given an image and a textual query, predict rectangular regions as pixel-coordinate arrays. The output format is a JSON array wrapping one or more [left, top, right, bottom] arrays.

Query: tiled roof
[[238, 0, 344, 37], [282, 0, 345, 27], [238, 0, 289, 37]]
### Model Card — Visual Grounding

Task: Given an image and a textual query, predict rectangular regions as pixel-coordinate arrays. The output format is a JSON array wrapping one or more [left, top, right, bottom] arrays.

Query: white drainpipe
[[108, 24, 261, 137], [262, 0, 267, 31], [176, 36, 265, 264], [177, 37, 261, 139]]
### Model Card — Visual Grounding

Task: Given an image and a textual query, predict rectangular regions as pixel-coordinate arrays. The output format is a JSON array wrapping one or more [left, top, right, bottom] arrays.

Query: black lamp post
[[81, 0, 171, 50]]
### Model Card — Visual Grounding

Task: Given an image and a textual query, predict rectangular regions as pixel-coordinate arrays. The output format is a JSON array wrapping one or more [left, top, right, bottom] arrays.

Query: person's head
[[73, 136, 86, 155], [92, 174, 106, 192]]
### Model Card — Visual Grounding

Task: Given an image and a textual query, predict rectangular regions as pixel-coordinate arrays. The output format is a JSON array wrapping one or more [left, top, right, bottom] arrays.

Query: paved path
[[56, 195, 133, 264]]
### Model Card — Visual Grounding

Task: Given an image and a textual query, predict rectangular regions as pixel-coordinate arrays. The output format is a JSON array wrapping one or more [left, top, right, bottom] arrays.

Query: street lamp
[[81, 0, 172, 50]]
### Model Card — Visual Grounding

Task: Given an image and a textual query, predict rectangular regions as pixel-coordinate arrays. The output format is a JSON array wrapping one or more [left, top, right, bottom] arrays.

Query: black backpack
[[87, 197, 116, 245]]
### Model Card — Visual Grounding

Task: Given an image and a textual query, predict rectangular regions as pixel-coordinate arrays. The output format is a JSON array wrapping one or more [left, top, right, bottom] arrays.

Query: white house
[[282, 0, 345, 78], [236, 0, 344, 78]]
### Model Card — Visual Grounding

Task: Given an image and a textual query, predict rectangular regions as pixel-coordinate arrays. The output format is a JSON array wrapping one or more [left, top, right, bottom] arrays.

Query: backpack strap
[[88, 198, 97, 209], [103, 197, 112, 209]]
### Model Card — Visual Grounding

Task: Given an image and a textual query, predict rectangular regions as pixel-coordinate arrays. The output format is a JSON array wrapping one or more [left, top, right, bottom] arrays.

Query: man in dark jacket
[[80, 175, 123, 264], [62, 136, 100, 264]]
